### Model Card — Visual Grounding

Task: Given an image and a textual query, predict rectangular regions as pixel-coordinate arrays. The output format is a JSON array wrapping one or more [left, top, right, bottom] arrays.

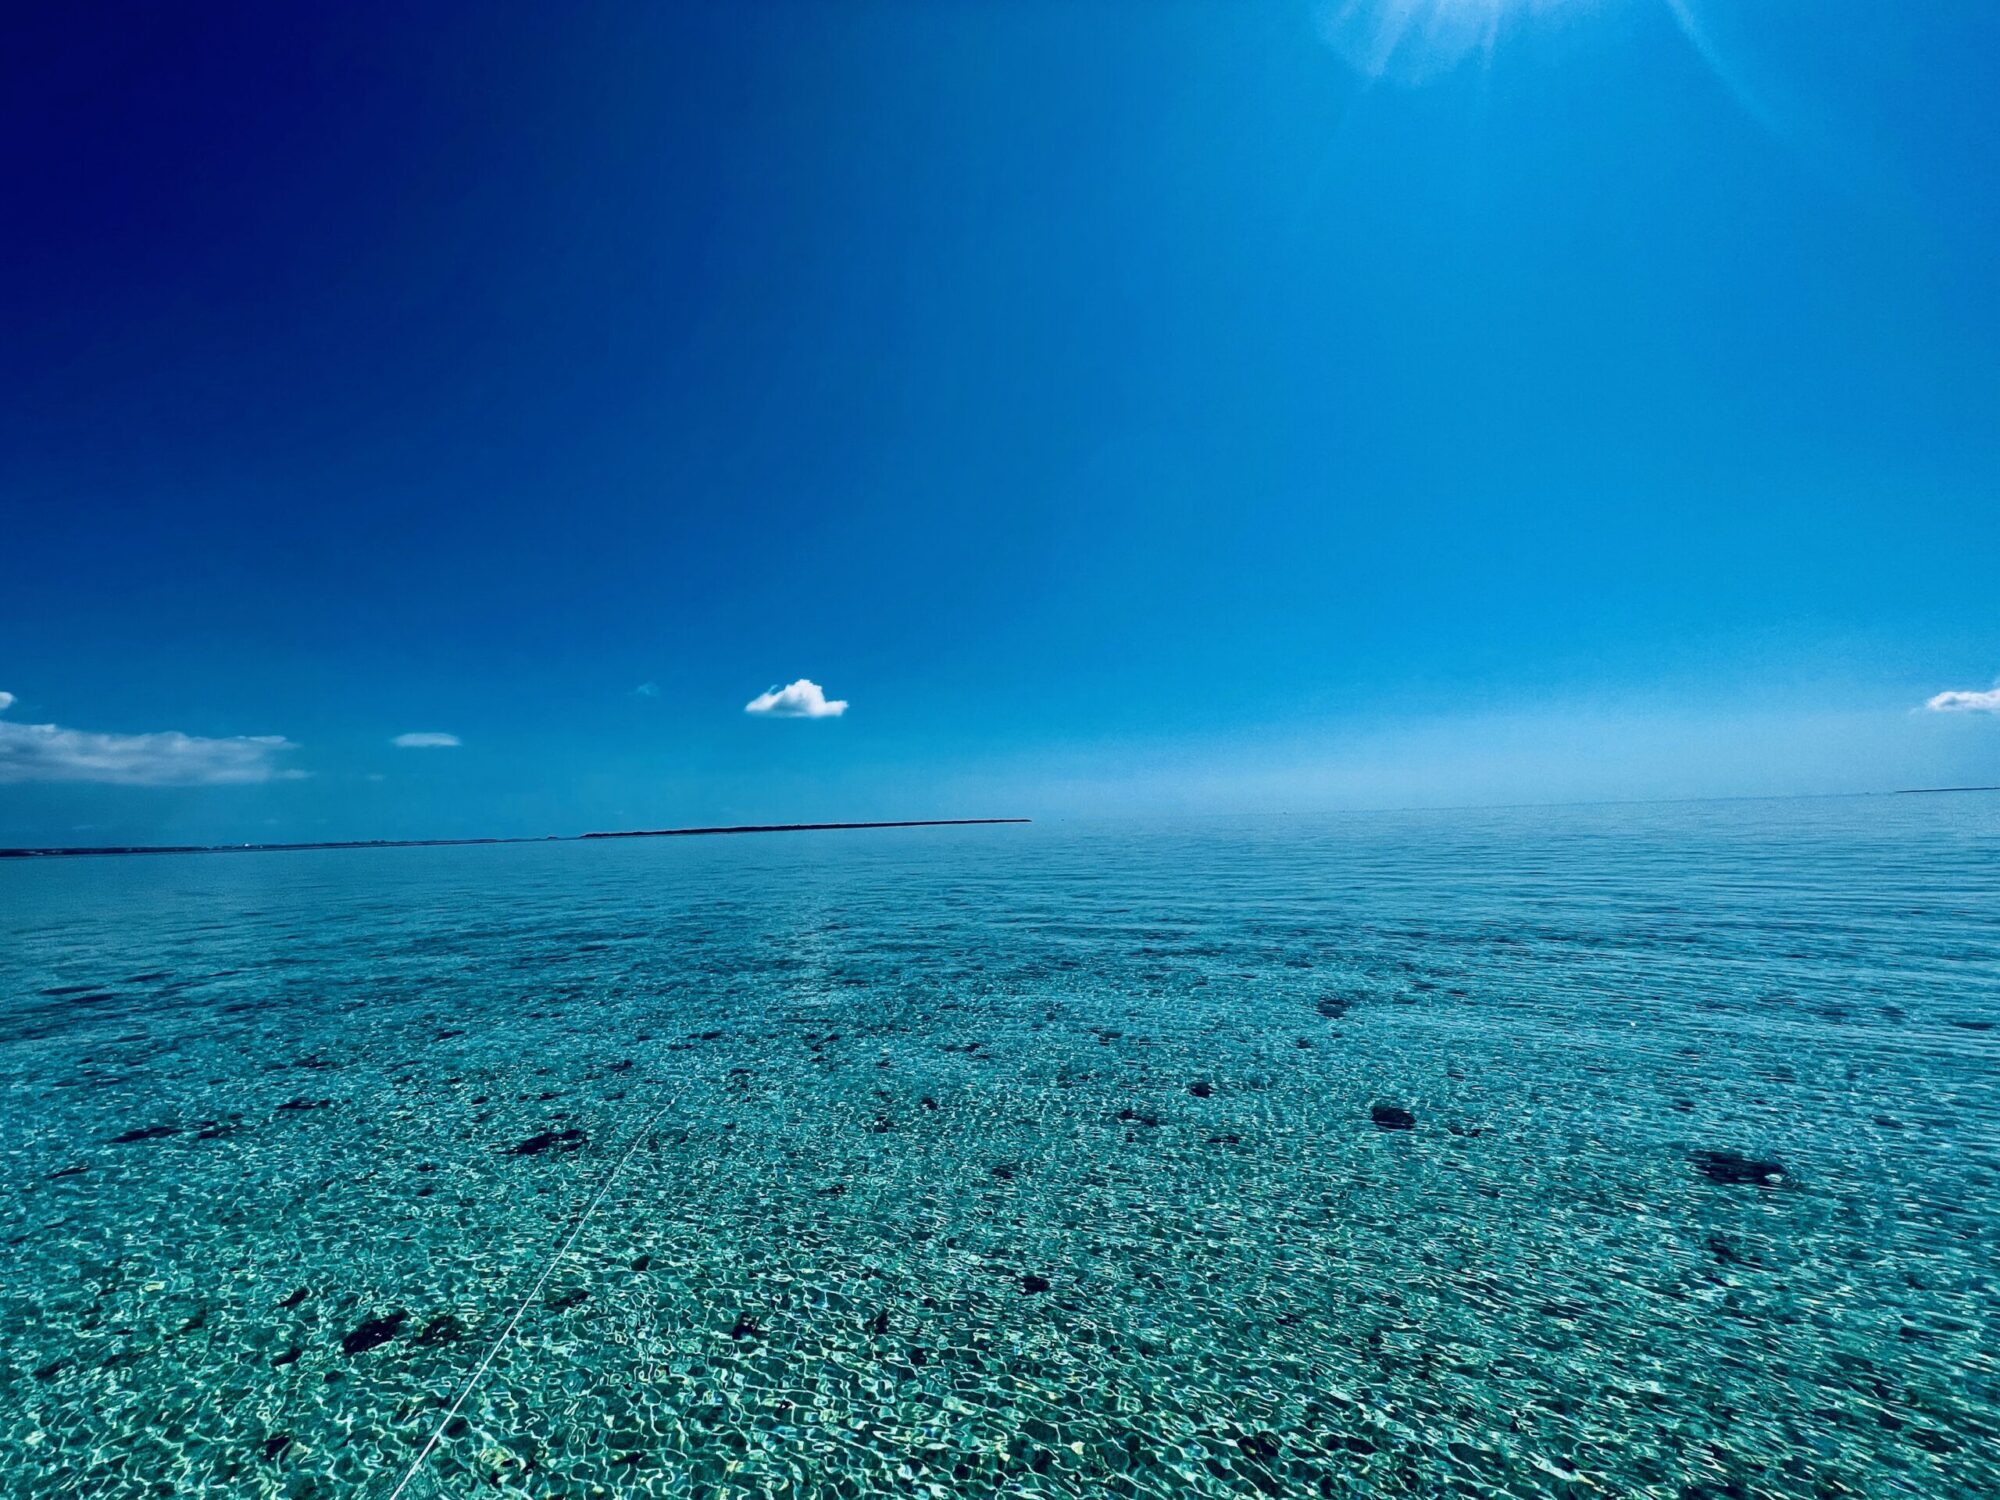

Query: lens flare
[[1313, 0, 1583, 84]]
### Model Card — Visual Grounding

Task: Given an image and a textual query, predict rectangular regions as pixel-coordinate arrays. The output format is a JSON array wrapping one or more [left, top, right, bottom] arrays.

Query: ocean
[[2, 797, 1996, 1498]]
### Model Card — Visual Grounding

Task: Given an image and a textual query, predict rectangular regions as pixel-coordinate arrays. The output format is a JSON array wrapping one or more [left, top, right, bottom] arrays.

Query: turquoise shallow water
[[2, 799, 1997, 1499]]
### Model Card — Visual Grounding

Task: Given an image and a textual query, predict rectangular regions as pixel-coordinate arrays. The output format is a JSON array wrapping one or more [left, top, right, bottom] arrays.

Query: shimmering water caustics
[[2, 799, 1997, 1498]]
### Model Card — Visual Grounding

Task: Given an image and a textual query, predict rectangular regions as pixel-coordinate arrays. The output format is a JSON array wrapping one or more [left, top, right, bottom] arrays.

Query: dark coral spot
[[1370, 1104, 1416, 1131], [509, 1127, 587, 1156], [416, 1314, 463, 1346], [1690, 1150, 1785, 1186], [340, 1312, 406, 1355], [108, 1125, 177, 1144]]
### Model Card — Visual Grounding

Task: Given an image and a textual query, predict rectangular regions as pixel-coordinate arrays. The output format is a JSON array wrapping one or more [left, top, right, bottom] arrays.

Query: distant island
[[0, 818, 1030, 860]]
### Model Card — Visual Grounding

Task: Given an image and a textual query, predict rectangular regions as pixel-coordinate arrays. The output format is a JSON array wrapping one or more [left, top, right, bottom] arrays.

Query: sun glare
[[1313, 0, 1585, 84]]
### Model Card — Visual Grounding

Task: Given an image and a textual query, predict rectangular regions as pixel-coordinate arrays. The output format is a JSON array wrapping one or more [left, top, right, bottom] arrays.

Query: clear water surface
[[2, 798, 1996, 1498]]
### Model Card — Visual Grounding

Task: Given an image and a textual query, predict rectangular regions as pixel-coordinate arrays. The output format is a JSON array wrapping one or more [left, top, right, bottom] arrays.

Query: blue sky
[[2, 0, 1996, 844]]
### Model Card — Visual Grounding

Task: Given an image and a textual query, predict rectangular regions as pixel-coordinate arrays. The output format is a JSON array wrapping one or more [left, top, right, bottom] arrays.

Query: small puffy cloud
[[392, 731, 461, 748], [1926, 681, 2000, 714], [0, 694, 302, 785], [745, 679, 849, 719], [633, 681, 660, 698]]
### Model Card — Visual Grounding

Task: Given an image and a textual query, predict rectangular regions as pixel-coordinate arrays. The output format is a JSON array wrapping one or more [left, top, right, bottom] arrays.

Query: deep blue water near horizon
[[2, 798, 1996, 1499]]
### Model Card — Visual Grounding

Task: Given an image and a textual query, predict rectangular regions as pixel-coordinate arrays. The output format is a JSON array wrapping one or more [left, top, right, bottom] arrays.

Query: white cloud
[[633, 681, 660, 698], [0, 694, 302, 785], [392, 731, 462, 748], [745, 679, 849, 719], [1925, 682, 2000, 714]]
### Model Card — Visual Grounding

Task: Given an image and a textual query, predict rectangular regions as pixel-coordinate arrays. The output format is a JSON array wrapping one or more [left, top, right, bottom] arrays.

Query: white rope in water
[[384, 1099, 676, 1500]]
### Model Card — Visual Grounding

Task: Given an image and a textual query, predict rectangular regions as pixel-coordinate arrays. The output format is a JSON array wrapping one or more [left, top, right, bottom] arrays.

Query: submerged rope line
[[384, 1097, 676, 1500]]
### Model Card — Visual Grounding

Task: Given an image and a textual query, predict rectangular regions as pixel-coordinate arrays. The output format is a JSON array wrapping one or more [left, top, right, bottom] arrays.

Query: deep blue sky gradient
[[3, 1, 1996, 842]]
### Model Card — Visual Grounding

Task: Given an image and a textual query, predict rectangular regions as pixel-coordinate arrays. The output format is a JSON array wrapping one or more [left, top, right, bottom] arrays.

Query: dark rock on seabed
[[1371, 1104, 1417, 1130], [509, 1127, 586, 1156], [1690, 1150, 1786, 1186], [416, 1314, 463, 1346], [341, 1312, 407, 1354]]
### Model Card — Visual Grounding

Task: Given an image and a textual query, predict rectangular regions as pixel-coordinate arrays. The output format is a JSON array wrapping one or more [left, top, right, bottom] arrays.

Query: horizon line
[[0, 818, 1032, 861]]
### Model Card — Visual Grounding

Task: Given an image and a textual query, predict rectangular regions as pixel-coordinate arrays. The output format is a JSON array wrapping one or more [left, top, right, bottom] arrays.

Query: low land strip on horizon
[[0, 819, 1032, 860]]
